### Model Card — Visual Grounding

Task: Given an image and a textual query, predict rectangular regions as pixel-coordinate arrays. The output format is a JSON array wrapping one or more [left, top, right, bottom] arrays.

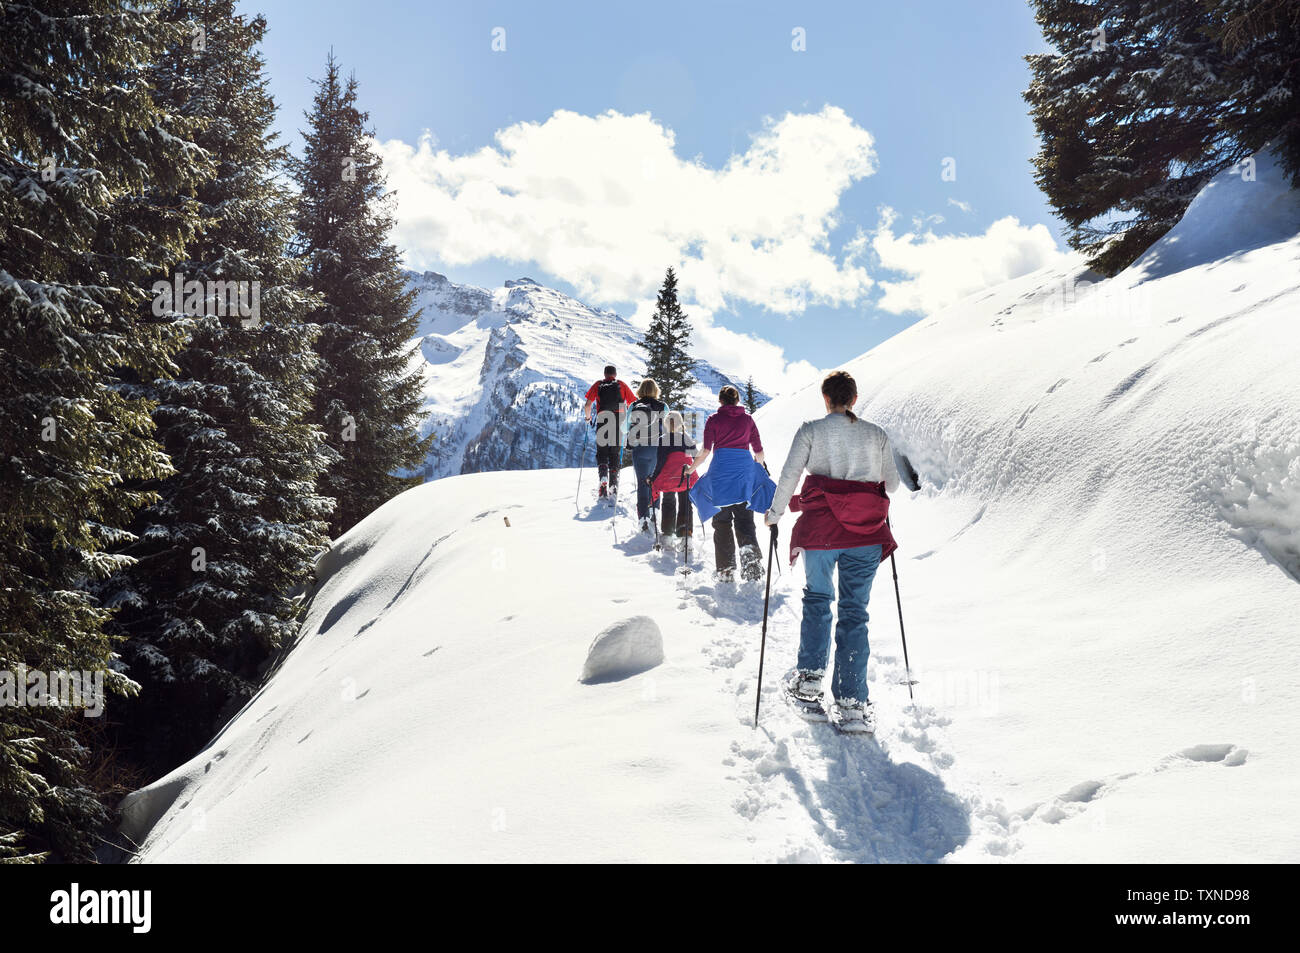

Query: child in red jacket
[[649, 411, 697, 542]]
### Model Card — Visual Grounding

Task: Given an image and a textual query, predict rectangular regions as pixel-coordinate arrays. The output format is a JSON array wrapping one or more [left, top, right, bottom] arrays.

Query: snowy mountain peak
[[405, 270, 766, 480]]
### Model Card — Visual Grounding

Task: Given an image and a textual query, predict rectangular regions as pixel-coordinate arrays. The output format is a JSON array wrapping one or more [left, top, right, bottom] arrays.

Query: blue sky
[[240, 0, 1067, 387]]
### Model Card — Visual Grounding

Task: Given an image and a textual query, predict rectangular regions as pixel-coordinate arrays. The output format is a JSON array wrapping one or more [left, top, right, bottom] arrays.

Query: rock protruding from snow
[[580, 615, 664, 683]]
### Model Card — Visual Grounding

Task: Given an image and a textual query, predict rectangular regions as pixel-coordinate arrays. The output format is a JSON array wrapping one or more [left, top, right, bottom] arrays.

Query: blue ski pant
[[630, 445, 659, 518], [797, 545, 883, 704]]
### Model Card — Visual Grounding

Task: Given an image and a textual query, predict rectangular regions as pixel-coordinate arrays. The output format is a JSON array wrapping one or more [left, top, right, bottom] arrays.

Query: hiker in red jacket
[[764, 370, 901, 734], [582, 364, 636, 498]]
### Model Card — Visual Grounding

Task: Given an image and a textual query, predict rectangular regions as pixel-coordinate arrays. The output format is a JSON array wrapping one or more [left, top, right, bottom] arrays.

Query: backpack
[[595, 379, 623, 413], [625, 397, 663, 447]]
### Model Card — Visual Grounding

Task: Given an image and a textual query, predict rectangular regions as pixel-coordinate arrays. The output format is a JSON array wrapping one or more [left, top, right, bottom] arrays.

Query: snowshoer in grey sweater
[[767, 402, 901, 518], [764, 370, 901, 734]]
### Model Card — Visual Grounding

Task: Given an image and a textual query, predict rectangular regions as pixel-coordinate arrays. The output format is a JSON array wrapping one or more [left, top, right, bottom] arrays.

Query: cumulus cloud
[[375, 106, 877, 316], [860, 208, 1069, 316], [376, 106, 1068, 389]]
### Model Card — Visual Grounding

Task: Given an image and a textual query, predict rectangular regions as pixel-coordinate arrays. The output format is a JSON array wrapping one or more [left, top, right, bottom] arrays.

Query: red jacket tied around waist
[[788, 474, 897, 565], [650, 449, 698, 500]]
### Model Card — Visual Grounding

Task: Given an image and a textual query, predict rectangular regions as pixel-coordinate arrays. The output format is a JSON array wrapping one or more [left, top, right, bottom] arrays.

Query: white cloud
[[861, 208, 1069, 315], [377, 107, 1068, 387], [376, 106, 877, 316]]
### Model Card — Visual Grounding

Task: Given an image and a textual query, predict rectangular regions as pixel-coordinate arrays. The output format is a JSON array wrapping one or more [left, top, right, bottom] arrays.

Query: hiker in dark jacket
[[686, 386, 774, 582], [649, 410, 697, 544], [626, 378, 667, 533], [764, 370, 901, 734], [583, 364, 636, 498]]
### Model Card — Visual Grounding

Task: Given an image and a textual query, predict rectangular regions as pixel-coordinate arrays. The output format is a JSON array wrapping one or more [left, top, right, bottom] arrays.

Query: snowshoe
[[831, 699, 876, 735], [598, 481, 608, 499], [714, 567, 735, 584], [639, 517, 652, 535], [784, 671, 828, 722], [739, 544, 764, 582]]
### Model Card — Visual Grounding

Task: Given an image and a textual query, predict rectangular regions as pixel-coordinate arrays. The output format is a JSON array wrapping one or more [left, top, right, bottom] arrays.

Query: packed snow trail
[[574, 476, 980, 861]]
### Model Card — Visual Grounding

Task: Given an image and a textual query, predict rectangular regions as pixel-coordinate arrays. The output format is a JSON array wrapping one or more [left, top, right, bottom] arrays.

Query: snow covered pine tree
[[97, 1, 335, 773], [639, 267, 697, 407], [0, 0, 210, 860], [291, 55, 431, 537]]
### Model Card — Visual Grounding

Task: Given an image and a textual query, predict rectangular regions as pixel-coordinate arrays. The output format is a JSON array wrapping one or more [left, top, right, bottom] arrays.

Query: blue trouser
[[797, 545, 883, 704], [630, 445, 659, 518]]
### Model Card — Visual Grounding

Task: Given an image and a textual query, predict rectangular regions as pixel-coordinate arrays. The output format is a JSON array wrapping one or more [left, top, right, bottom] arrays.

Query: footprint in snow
[[1023, 745, 1248, 826], [1025, 780, 1104, 825], [1171, 743, 1248, 766], [1062, 779, 1104, 803]]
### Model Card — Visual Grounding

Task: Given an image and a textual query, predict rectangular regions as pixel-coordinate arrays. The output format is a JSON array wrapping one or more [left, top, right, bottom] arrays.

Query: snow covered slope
[[406, 271, 766, 480], [120, 156, 1300, 863]]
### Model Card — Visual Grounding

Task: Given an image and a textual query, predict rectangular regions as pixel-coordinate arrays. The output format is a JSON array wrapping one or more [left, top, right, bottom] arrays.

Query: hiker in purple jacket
[[686, 385, 769, 582]]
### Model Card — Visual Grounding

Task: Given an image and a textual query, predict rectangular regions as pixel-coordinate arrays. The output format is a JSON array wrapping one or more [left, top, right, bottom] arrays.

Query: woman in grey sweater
[[764, 371, 901, 733]]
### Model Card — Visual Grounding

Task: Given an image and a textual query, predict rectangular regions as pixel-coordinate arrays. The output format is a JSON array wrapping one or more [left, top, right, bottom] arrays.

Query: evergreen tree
[[0, 0, 209, 860], [744, 377, 758, 414], [639, 267, 697, 407], [98, 2, 335, 771], [1213, 0, 1300, 179], [291, 56, 431, 536], [1025, 0, 1300, 275]]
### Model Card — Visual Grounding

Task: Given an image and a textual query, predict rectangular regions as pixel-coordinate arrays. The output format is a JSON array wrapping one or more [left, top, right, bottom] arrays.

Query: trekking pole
[[887, 517, 915, 700], [574, 420, 590, 510], [754, 524, 778, 728], [760, 462, 779, 577]]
